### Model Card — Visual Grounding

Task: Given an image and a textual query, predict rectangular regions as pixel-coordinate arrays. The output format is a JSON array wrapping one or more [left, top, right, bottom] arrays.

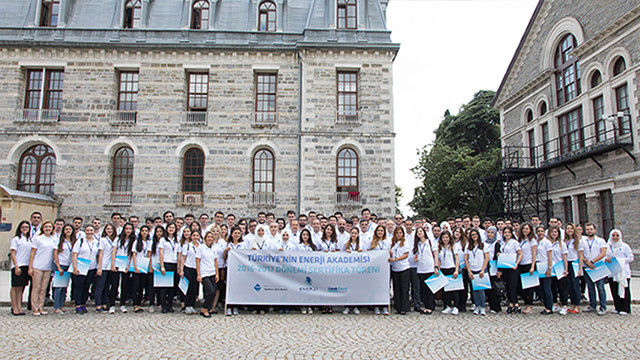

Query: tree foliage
[[409, 90, 501, 220]]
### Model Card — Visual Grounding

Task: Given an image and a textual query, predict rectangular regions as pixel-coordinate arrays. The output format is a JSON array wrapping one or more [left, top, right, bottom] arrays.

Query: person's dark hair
[[502, 226, 514, 239], [163, 210, 174, 219], [226, 213, 236, 220], [298, 228, 317, 250], [165, 222, 177, 240], [438, 230, 453, 252], [58, 224, 76, 252], [129, 225, 150, 255], [73, 217, 83, 223], [298, 214, 308, 220], [467, 229, 484, 251], [102, 223, 117, 240], [118, 222, 136, 248], [286, 210, 296, 216], [110, 212, 121, 219], [153, 217, 162, 222], [446, 217, 455, 222], [184, 213, 195, 220], [145, 217, 154, 224], [413, 227, 428, 255], [321, 223, 337, 244], [461, 214, 471, 221], [518, 222, 535, 242], [151, 226, 166, 256], [228, 226, 244, 243], [15, 220, 31, 238], [54, 218, 65, 224], [361, 208, 371, 215], [31, 211, 42, 218], [496, 217, 505, 223], [215, 211, 225, 217]]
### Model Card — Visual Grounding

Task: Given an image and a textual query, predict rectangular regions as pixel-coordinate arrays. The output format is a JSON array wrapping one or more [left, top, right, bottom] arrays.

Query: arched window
[[337, 0, 357, 29], [17, 144, 56, 194], [337, 148, 358, 193], [124, 0, 142, 29], [539, 101, 547, 116], [252, 149, 275, 195], [590, 70, 602, 88], [258, 1, 276, 32], [555, 34, 581, 106], [525, 109, 533, 123], [183, 148, 204, 193], [112, 147, 134, 193], [191, 0, 210, 30], [613, 57, 626, 76]]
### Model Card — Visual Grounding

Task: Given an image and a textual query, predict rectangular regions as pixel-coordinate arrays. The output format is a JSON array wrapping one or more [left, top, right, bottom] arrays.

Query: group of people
[[9, 209, 634, 318]]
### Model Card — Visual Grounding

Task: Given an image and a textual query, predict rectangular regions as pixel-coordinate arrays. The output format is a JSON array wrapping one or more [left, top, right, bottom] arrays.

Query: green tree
[[409, 90, 501, 220], [395, 185, 403, 215]]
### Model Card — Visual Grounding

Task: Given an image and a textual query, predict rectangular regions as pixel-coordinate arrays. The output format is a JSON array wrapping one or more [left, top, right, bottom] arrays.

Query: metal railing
[[336, 191, 363, 206], [250, 192, 276, 206], [503, 121, 633, 170], [105, 191, 133, 206], [15, 108, 59, 122], [110, 111, 137, 125], [183, 111, 208, 126], [253, 112, 277, 126], [336, 111, 359, 124]]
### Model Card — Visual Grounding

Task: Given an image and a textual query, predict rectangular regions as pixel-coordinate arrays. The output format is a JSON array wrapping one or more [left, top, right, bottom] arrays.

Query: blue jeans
[[585, 271, 607, 310], [471, 272, 486, 308], [53, 265, 69, 310], [540, 276, 553, 311], [409, 267, 421, 309]]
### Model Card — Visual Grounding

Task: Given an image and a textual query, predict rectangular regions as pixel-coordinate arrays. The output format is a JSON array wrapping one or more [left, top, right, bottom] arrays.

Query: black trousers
[[130, 273, 147, 306], [518, 264, 534, 305], [440, 268, 460, 309], [108, 271, 129, 307], [609, 278, 631, 313], [184, 267, 198, 307], [160, 263, 178, 310], [417, 272, 435, 311], [488, 275, 502, 312], [551, 276, 569, 306], [73, 269, 96, 306], [502, 268, 519, 304], [391, 269, 410, 313], [202, 275, 217, 310]]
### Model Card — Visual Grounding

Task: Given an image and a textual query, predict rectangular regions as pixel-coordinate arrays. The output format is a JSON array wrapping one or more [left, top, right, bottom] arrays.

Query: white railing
[[336, 191, 363, 206], [110, 111, 137, 125], [105, 191, 133, 206], [250, 192, 276, 206], [179, 192, 204, 206], [253, 112, 278, 126], [336, 111, 359, 124], [15, 108, 59, 122], [183, 111, 208, 126]]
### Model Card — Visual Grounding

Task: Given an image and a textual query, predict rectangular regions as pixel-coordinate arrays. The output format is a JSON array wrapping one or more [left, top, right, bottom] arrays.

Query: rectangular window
[[541, 122, 549, 160], [255, 73, 277, 124], [599, 190, 614, 237], [117, 71, 139, 111], [25, 69, 64, 110], [337, 71, 358, 122], [592, 95, 605, 142], [527, 129, 536, 166], [40, 0, 60, 27], [577, 194, 588, 226], [563, 196, 573, 224], [616, 84, 631, 135], [558, 108, 583, 155], [337, 0, 357, 29], [124, 0, 142, 29], [187, 72, 208, 112]]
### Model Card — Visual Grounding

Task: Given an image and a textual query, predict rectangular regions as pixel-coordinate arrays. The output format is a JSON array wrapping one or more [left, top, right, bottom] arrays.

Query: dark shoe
[[200, 311, 211, 318], [541, 310, 552, 315], [167, 307, 175, 313], [161, 308, 169, 314], [400, 311, 407, 315], [506, 306, 514, 314], [11, 309, 19, 316], [134, 308, 144, 313]]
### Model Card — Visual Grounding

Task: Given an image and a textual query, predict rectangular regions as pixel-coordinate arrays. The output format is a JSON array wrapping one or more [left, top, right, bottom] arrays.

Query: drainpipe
[[296, 51, 303, 215]]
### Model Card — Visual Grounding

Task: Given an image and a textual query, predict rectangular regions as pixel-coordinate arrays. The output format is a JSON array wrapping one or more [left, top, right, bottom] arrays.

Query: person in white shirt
[[9, 220, 32, 316], [159, 222, 180, 314], [209, 225, 227, 313], [243, 220, 258, 244], [564, 223, 584, 314], [317, 224, 339, 252], [297, 229, 318, 252], [496, 227, 523, 315], [180, 230, 201, 315], [29, 211, 42, 240], [465, 229, 490, 315], [223, 227, 245, 316], [336, 219, 350, 247], [582, 223, 607, 315], [438, 230, 462, 315], [196, 230, 220, 318], [536, 226, 553, 314], [389, 226, 411, 315], [358, 220, 372, 249], [96, 224, 118, 313], [517, 222, 538, 314], [549, 226, 569, 315], [341, 228, 364, 315], [71, 225, 99, 314], [605, 229, 634, 315], [310, 219, 323, 248], [250, 225, 271, 251], [146, 225, 165, 313], [129, 225, 151, 313], [110, 223, 136, 314], [52, 224, 75, 314], [414, 227, 438, 315], [28, 221, 56, 316]]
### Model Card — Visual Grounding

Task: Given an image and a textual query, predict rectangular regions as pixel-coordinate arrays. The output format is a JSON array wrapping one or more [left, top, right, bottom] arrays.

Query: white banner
[[226, 250, 390, 306]]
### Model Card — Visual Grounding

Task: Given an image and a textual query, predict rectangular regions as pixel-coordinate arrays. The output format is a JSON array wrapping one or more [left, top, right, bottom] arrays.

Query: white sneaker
[[186, 307, 197, 315], [301, 307, 307, 314], [451, 307, 459, 315], [148, 305, 155, 313], [382, 308, 389, 316], [619, 311, 629, 316], [109, 307, 115, 314], [374, 307, 381, 315], [559, 307, 568, 315], [353, 307, 360, 315], [225, 308, 232, 316], [342, 308, 349, 315], [480, 308, 486, 316], [120, 306, 128, 313], [232, 307, 239, 315], [552, 305, 560, 312], [584, 306, 595, 312], [597, 309, 606, 316], [307, 307, 313, 314], [611, 309, 619, 314], [442, 306, 452, 315], [473, 308, 480, 315], [470, 304, 476, 311]]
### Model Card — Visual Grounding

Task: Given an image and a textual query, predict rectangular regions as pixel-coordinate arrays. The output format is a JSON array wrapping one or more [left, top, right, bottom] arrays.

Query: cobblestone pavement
[[1, 305, 639, 359]]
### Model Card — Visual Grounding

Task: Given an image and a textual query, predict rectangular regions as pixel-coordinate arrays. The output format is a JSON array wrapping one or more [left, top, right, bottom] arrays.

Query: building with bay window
[[491, 0, 640, 266]]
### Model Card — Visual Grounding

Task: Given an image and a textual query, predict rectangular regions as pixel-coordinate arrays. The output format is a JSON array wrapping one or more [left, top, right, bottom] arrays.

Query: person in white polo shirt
[[582, 223, 607, 315], [196, 230, 219, 318]]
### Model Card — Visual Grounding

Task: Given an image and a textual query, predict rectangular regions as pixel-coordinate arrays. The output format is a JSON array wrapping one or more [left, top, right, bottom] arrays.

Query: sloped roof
[[0, 185, 60, 204]]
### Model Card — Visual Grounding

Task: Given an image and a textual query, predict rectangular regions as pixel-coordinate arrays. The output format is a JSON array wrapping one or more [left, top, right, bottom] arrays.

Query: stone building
[[0, 0, 398, 230], [493, 0, 640, 254]]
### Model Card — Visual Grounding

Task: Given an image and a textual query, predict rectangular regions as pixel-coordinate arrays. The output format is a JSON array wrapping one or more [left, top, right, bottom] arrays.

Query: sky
[[386, 0, 539, 216]]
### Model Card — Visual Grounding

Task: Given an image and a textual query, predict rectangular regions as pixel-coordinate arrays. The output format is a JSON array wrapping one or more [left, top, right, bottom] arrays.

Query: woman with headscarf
[[485, 226, 501, 313], [605, 229, 634, 315]]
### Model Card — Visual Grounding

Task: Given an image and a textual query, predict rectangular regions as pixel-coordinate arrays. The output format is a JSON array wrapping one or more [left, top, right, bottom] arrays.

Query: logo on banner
[[299, 276, 318, 292], [305, 277, 313, 286], [254, 284, 262, 292], [328, 286, 348, 293]]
